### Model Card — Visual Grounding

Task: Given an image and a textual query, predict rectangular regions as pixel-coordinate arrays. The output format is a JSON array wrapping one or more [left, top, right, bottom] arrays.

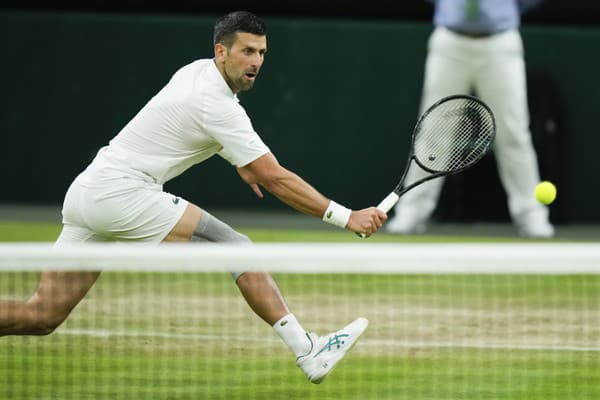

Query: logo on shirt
[[172, 197, 180, 205]]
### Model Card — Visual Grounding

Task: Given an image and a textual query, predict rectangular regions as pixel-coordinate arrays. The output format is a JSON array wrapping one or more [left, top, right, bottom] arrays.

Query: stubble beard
[[236, 75, 255, 92], [224, 66, 254, 93]]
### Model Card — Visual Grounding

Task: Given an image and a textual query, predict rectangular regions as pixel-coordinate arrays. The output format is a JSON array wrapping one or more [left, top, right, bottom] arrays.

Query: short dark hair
[[213, 11, 267, 47]]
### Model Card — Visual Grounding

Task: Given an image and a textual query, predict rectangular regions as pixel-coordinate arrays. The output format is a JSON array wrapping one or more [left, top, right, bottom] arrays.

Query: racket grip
[[357, 192, 400, 238], [376, 192, 400, 213]]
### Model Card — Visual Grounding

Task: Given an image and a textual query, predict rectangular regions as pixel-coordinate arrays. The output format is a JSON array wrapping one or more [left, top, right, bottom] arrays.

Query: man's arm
[[237, 152, 386, 237]]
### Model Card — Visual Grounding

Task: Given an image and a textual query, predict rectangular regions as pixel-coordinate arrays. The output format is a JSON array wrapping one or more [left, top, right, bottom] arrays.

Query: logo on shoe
[[314, 334, 349, 357]]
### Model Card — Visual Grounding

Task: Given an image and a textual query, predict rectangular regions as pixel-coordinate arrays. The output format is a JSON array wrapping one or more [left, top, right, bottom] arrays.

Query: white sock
[[272, 313, 312, 357]]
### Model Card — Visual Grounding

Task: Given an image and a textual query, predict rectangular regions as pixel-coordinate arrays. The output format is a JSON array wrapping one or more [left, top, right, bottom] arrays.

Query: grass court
[[1, 221, 599, 399]]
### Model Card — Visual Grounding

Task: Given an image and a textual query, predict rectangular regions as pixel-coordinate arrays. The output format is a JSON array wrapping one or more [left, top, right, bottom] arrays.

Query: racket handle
[[376, 192, 400, 213], [357, 192, 400, 238]]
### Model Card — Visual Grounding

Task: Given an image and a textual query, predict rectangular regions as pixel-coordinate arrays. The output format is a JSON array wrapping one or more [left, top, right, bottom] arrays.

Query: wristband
[[322, 200, 352, 228]]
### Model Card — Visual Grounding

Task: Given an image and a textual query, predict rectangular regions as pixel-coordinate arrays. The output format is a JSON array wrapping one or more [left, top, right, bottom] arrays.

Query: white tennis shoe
[[296, 317, 368, 384]]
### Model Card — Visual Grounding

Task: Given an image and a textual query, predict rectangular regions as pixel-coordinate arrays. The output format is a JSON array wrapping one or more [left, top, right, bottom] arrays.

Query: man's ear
[[214, 43, 227, 62]]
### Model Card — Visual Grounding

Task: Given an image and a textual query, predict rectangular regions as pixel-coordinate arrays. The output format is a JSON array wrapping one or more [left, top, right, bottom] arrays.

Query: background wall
[[2, 1, 600, 27], [0, 10, 599, 223]]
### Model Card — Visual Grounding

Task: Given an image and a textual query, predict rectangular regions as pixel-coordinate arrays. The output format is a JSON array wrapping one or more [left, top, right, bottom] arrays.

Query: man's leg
[[0, 271, 100, 336], [166, 203, 368, 383], [165, 203, 289, 325], [0, 223, 101, 336], [475, 31, 553, 238]]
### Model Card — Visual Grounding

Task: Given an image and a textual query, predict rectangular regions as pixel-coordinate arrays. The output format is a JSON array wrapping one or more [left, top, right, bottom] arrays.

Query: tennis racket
[[362, 94, 496, 237]]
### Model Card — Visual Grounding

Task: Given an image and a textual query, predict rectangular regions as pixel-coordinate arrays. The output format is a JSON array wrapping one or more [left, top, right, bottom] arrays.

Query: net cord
[[0, 242, 598, 274]]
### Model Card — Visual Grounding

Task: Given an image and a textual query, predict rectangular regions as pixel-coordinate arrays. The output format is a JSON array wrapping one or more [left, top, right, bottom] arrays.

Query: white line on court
[[57, 328, 600, 352]]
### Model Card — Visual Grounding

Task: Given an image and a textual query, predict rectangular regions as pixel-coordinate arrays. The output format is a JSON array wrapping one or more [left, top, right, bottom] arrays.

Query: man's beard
[[236, 76, 255, 92]]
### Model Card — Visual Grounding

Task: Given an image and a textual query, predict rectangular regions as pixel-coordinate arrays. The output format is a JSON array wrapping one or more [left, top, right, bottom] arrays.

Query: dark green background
[[1, 12, 598, 222]]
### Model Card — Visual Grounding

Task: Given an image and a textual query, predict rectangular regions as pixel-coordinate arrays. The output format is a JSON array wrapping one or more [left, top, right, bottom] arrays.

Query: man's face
[[216, 32, 267, 93]]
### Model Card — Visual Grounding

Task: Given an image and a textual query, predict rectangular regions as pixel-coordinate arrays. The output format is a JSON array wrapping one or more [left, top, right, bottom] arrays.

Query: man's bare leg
[[0, 271, 100, 336], [166, 203, 289, 324], [169, 203, 370, 383], [235, 272, 289, 325], [168, 203, 309, 358]]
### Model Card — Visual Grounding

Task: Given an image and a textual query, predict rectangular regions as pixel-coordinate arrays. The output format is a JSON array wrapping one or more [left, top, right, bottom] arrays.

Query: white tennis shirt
[[89, 58, 270, 185]]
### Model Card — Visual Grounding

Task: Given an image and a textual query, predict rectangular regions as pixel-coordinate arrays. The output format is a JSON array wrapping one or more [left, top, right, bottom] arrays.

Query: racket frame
[[378, 94, 496, 213]]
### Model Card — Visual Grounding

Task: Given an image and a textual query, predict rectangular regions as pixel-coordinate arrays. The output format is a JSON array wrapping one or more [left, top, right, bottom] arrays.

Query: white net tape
[[0, 242, 598, 273]]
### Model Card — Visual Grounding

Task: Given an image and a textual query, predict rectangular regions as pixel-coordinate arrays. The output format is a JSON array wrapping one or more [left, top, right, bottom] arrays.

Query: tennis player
[[0, 11, 385, 384]]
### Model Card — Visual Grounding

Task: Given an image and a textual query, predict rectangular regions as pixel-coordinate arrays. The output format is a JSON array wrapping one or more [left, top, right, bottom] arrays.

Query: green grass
[[4, 348, 598, 400], [0, 221, 63, 242], [0, 221, 548, 243], [1, 221, 600, 399]]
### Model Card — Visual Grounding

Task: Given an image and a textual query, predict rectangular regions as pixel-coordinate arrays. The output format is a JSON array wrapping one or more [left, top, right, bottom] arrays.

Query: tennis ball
[[534, 181, 557, 205]]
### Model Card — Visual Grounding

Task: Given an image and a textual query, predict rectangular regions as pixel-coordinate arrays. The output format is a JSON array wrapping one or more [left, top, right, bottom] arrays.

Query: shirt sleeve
[[204, 100, 270, 167]]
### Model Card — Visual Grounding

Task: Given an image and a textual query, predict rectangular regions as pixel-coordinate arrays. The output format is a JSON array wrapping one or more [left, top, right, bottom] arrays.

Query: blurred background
[[1, 0, 599, 226]]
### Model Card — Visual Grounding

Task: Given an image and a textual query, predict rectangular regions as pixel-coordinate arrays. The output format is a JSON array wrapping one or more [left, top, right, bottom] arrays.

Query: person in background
[[386, 0, 553, 238]]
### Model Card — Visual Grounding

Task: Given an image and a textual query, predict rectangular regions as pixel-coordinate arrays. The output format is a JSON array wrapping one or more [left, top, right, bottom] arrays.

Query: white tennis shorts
[[56, 171, 188, 245]]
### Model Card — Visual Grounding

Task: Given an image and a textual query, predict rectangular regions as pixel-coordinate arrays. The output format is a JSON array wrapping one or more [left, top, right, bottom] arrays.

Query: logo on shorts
[[172, 197, 180, 205]]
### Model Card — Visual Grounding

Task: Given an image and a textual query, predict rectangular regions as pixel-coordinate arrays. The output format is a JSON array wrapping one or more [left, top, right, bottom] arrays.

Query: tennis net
[[1, 242, 599, 399]]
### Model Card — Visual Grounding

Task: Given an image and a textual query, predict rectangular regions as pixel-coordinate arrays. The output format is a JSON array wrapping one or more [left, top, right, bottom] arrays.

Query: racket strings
[[414, 98, 494, 173]]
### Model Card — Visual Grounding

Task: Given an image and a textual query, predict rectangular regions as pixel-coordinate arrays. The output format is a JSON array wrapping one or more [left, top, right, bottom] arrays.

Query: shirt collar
[[209, 58, 239, 102]]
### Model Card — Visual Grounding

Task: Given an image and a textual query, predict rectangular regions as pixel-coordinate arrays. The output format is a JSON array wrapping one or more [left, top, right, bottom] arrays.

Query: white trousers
[[393, 26, 549, 223]]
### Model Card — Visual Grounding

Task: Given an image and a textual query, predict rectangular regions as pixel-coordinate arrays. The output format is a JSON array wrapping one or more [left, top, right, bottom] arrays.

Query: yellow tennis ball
[[534, 181, 557, 205]]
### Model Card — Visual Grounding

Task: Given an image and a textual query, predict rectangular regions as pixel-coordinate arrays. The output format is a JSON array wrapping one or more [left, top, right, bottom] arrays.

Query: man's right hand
[[347, 207, 388, 237]]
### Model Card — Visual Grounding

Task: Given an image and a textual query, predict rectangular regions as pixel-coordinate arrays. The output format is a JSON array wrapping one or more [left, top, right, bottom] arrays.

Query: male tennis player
[[0, 11, 385, 384]]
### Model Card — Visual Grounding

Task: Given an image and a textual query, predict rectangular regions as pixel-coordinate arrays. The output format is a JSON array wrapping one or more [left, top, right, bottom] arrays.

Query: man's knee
[[228, 231, 252, 244], [24, 305, 69, 336], [191, 210, 252, 280], [192, 210, 252, 244]]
